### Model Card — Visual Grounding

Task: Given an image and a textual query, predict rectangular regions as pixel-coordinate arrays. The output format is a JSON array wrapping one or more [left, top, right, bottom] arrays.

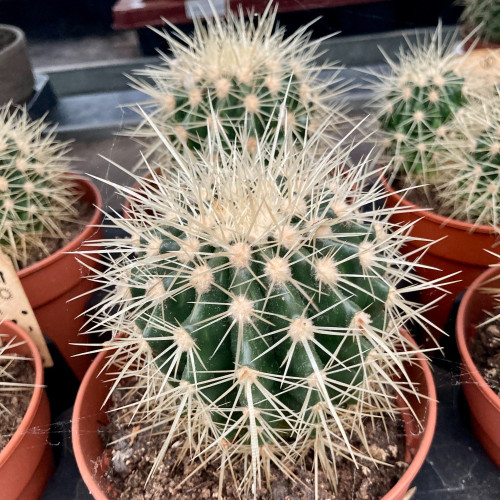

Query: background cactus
[[372, 26, 482, 186], [129, 4, 351, 163], [437, 92, 500, 226], [86, 121, 439, 496], [0, 105, 81, 269], [460, 0, 500, 44]]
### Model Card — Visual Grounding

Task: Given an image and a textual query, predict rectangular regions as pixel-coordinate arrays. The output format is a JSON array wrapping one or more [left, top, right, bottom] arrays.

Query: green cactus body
[[88, 120, 437, 495], [0, 105, 80, 269], [378, 67, 467, 180], [370, 26, 488, 186], [461, 0, 500, 44], [130, 6, 349, 161], [132, 220, 382, 422]]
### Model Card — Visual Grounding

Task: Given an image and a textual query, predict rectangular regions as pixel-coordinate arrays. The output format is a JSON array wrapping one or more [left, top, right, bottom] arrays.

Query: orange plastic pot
[[456, 266, 500, 467], [72, 330, 437, 500], [382, 177, 498, 344], [0, 320, 53, 499], [18, 176, 103, 380]]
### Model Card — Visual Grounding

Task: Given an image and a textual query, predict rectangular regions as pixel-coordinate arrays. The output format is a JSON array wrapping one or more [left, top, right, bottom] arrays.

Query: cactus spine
[[129, 4, 350, 161], [87, 121, 438, 497], [460, 0, 500, 44], [0, 105, 81, 269]]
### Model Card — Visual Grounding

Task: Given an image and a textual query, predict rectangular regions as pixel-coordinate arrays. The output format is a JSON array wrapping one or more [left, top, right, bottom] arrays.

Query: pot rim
[[73, 330, 437, 500], [380, 176, 496, 236], [456, 265, 500, 410], [17, 174, 103, 278], [0, 320, 44, 464], [0, 24, 25, 59]]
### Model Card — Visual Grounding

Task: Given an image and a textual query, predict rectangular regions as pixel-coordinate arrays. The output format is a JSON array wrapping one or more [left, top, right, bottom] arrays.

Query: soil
[[470, 317, 500, 396], [23, 199, 95, 269], [100, 382, 408, 500], [0, 357, 35, 451]]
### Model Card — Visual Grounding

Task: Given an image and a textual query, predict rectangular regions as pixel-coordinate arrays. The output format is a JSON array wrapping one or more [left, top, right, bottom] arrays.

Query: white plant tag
[[185, 0, 226, 20], [0, 252, 53, 367]]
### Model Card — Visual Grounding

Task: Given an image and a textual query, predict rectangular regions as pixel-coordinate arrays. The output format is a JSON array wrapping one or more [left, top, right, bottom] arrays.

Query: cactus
[[85, 120, 440, 497], [437, 92, 500, 226], [372, 26, 475, 185], [460, 0, 500, 44], [129, 4, 350, 162], [0, 105, 81, 269]]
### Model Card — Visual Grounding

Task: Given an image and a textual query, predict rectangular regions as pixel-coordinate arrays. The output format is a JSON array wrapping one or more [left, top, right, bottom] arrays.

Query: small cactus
[[372, 26, 475, 185], [437, 92, 500, 226], [0, 105, 81, 269], [86, 121, 440, 496], [129, 4, 350, 161], [460, 0, 500, 44]]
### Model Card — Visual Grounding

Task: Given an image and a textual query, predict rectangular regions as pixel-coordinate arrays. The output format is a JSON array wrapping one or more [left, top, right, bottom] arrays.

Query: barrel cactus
[[460, 0, 500, 44], [86, 121, 438, 496], [372, 26, 474, 185], [0, 105, 80, 269], [438, 93, 500, 226], [129, 4, 350, 162]]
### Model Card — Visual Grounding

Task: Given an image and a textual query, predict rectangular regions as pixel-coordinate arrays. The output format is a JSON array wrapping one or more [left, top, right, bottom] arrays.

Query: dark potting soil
[[470, 317, 500, 396], [100, 384, 408, 500], [23, 199, 95, 269], [0, 357, 35, 451]]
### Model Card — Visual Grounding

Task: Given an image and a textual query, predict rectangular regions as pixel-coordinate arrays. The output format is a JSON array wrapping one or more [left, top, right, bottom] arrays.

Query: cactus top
[[87, 123, 436, 496], [372, 27, 474, 182], [130, 5, 350, 159], [0, 105, 80, 269]]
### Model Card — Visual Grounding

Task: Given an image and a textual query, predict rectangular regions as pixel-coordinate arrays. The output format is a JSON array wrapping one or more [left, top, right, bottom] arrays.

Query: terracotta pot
[[0, 320, 53, 499], [72, 330, 437, 500], [18, 176, 103, 380], [381, 177, 498, 345], [456, 266, 500, 467], [0, 25, 34, 105]]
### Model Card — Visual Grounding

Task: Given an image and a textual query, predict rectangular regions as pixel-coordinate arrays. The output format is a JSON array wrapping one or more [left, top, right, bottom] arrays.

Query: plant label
[[0, 252, 53, 367]]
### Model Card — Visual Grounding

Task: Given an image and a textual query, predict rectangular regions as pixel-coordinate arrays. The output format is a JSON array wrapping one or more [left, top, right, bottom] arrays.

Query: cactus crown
[[0, 105, 81, 270], [129, 4, 350, 161], [438, 92, 500, 226], [372, 27, 473, 184], [86, 121, 437, 497], [460, 0, 500, 44]]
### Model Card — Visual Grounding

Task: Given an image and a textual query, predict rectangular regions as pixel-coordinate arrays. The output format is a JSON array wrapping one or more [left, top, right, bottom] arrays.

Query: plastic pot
[[72, 330, 437, 500], [0, 25, 34, 105], [18, 176, 103, 380], [0, 320, 53, 499], [456, 266, 500, 467], [381, 177, 498, 344]]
